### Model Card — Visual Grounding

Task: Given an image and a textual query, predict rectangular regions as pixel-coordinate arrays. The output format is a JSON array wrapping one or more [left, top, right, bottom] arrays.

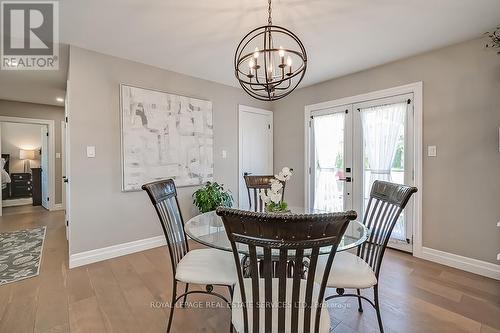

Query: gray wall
[[0, 100, 65, 204], [1, 122, 43, 173], [67, 46, 269, 254], [272, 38, 500, 264]]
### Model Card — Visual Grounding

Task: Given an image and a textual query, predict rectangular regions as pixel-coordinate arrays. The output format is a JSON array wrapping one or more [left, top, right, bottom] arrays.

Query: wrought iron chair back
[[142, 179, 189, 275], [217, 207, 357, 333], [357, 180, 418, 277], [243, 174, 285, 212]]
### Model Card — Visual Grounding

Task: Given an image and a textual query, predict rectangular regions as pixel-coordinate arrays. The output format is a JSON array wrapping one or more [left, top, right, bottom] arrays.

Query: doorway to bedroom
[[0, 120, 52, 216]]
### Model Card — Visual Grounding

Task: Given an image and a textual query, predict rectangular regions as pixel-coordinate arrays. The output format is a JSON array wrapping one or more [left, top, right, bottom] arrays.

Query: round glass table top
[[185, 207, 369, 255]]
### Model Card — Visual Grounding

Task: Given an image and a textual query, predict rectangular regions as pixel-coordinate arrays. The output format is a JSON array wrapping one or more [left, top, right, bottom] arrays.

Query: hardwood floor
[[2, 204, 47, 216], [0, 210, 498, 332]]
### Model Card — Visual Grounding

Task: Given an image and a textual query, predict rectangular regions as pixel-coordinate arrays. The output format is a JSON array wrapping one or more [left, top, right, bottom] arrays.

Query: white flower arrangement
[[259, 167, 293, 212]]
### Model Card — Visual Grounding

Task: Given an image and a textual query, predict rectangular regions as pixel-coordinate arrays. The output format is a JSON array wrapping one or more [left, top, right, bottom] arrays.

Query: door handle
[[243, 172, 252, 176], [338, 177, 352, 183]]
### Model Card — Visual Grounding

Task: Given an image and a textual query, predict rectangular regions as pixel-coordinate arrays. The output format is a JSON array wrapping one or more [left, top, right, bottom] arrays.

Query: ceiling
[[59, 0, 500, 88], [0, 44, 68, 106], [1, 0, 499, 106]]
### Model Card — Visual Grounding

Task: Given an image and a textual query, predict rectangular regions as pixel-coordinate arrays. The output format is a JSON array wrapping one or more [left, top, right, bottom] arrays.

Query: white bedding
[[1, 158, 11, 189]]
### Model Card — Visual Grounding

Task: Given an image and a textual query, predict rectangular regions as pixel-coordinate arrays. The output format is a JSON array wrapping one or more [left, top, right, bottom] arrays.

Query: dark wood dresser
[[10, 173, 32, 198]]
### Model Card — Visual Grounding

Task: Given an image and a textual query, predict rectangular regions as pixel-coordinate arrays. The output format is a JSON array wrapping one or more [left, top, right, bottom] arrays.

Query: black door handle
[[244, 172, 252, 176], [338, 177, 352, 183]]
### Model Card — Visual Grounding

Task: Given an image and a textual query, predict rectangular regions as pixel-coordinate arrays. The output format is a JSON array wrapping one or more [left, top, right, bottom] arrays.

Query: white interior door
[[309, 105, 353, 212], [40, 126, 49, 209], [61, 121, 66, 210], [64, 85, 70, 241], [238, 105, 273, 209]]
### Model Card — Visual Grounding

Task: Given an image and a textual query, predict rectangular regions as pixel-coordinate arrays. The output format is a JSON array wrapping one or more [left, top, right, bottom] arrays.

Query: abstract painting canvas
[[120, 85, 214, 191]]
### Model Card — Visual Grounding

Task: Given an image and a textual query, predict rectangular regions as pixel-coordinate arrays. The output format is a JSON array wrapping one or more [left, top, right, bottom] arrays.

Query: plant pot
[[265, 206, 291, 214]]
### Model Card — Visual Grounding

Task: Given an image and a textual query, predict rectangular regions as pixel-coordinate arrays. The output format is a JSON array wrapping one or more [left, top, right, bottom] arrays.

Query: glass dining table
[[184, 206, 370, 257]]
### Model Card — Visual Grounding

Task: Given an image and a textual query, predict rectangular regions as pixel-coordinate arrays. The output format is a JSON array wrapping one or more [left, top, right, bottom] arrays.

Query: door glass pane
[[360, 102, 407, 240], [313, 112, 345, 212]]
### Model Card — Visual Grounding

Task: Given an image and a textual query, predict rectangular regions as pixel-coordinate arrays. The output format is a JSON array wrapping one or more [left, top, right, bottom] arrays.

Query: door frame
[[0, 116, 56, 213], [304, 82, 423, 257], [238, 104, 273, 207]]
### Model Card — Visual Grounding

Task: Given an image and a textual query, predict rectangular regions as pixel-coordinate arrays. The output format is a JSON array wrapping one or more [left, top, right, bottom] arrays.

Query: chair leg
[[226, 285, 234, 333], [373, 285, 384, 333], [167, 281, 177, 333], [181, 283, 189, 308], [356, 289, 363, 313]]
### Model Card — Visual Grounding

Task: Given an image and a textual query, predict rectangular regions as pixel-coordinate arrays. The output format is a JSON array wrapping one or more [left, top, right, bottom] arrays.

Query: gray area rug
[[0, 226, 46, 285]]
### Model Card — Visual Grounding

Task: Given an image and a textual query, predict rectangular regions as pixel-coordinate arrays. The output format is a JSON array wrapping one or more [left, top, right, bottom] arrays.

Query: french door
[[308, 93, 414, 252], [309, 105, 353, 212]]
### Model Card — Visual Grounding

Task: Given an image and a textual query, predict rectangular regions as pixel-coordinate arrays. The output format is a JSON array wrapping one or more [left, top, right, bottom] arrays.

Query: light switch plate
[[55, 153, 61, 159], [86, 146, 96, 158], [222, 150, 227, 159], [427, 145, 437, 157]]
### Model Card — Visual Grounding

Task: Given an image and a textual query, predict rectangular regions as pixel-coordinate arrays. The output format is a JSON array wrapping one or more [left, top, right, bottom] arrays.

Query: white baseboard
[[420, 247, 500, 280], [2, 198, 33, 207], [69, 235, 166, 268], [51, 203, 64, 211]]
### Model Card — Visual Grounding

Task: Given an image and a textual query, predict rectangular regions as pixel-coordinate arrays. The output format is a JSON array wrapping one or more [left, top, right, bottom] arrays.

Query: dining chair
[[243, 174, 285, 212], [142, 179, 237, 333], [217, 207, 357, 333], [316, 180, 417, 333]]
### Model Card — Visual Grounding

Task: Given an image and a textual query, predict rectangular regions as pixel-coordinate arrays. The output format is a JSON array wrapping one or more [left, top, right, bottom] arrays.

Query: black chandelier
[[234, 0, 307, 101]]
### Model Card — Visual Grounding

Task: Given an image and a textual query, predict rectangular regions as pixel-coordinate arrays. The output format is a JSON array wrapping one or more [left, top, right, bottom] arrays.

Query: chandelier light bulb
[[249, 59, 255, 68], [253, 47, 260, 58], [278, 46, 285, 58], [286, 56, 293, 67]]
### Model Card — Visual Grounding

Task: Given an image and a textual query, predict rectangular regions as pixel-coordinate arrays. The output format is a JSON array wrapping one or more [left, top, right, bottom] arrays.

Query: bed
[[1, 154, 11, 198]]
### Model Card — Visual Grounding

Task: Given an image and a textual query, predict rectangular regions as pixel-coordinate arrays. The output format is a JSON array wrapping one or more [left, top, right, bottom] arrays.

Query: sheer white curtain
[[361, 102, 406, 187], [361, 102, 406, 239], [313, 113, 344, 212]]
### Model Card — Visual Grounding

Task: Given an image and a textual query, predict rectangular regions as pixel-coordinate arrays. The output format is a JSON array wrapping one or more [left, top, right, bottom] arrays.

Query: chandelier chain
[[268, 0, 272, 25]]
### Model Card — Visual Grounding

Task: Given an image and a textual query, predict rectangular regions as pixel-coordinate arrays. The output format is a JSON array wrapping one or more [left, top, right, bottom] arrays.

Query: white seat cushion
[[232, 278, 330, 333], [316, 252, 377, 289], [175, 249, 237, 286]]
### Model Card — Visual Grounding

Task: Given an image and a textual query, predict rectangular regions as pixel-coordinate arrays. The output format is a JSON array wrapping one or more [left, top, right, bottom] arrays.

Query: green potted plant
[[192, 181, 233, 213]]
